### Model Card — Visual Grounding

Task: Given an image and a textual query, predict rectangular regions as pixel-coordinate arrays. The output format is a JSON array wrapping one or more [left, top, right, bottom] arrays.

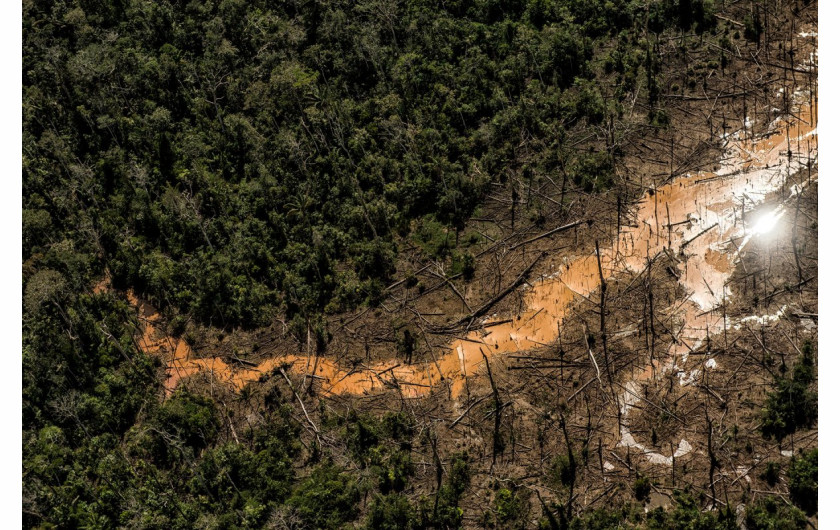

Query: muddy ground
[[120, 1, 818, 526]]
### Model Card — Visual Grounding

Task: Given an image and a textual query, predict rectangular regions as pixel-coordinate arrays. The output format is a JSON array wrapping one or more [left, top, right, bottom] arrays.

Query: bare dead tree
[[483, 350, 503, 468]]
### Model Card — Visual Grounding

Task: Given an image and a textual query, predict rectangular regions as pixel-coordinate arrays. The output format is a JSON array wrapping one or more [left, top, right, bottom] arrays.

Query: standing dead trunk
[[705, 407, 718, 506], [596, 240, 619, 435], [793, 190, 803, 286], [428, 428, 444, 517], [559, 412, 577, 525], [511, 184, 518, 230], [647, 256, 656, 371], [483, 351, 503, 467], [595, 241, 613, 388]]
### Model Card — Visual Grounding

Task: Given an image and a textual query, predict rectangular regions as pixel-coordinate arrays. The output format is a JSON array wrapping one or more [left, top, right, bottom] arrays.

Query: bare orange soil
[[128, 99, 816, 400]]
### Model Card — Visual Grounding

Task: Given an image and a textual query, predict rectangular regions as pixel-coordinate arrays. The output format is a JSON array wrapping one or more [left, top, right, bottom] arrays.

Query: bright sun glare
[[752, 211, 782, 235]]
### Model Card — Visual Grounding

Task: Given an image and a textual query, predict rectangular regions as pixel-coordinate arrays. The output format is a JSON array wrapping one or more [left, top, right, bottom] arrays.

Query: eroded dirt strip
[[124, 48, 816, 425]]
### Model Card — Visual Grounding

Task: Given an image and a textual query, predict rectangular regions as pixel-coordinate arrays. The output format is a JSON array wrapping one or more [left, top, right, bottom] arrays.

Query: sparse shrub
[[760, 342, 817, 442], [760, 462, 780, 487], [633, 475, 651, 502], [789, 449, 817, 516]]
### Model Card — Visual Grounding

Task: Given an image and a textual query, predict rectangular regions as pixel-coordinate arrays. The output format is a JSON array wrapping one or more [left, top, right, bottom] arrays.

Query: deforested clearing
[[23, 0, 818, 528]]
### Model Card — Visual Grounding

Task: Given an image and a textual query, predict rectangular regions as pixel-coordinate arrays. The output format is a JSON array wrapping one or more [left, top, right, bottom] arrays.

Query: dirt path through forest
[[131, 39, 817, 418]]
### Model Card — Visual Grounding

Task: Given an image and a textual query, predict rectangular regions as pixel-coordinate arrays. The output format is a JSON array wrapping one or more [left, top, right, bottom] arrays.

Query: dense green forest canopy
[[23, 0, 716, 330], [24, 0, 818, 528]]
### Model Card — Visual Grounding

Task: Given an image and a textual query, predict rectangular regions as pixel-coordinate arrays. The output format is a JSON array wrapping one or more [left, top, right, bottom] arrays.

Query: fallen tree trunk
[[442, 251, 547, 331], [507, 220, 585, 251]]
